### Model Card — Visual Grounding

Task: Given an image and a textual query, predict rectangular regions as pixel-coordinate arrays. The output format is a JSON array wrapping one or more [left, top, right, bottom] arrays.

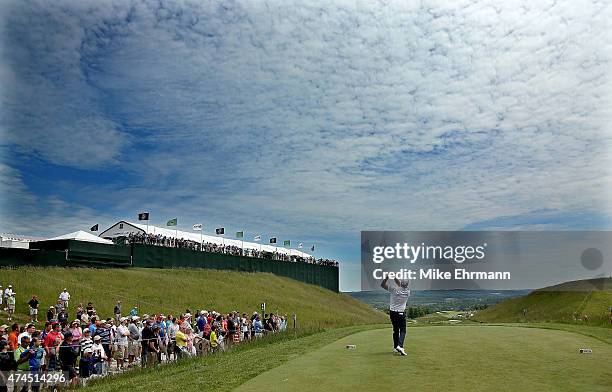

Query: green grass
[[473, 278, 612, 326], [490, 323, 612, 345], [236, 326, 612, 392], [0, 267, 387, 328], [414, 310, 479, 325], [86, 324, 387, 392]]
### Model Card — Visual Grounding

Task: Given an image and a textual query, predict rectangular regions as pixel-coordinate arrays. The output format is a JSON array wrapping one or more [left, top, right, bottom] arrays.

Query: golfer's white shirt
[[388, 283, 410, 312]]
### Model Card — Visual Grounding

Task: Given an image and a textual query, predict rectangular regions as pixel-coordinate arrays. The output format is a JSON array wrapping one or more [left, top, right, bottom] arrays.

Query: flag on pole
[[216, 227, 225, 235], [138, 212, 149, 221], [193, 224, 202, 231], [236, 231, 244, 238], [310, 245, 315, 251], [254, 235, 261, 242], [90, 224, 98, 232], [270, 237, 277, 244], [167, 218, 177, 227], [298, 243, 303, 249], [283, 240, 291, 246]]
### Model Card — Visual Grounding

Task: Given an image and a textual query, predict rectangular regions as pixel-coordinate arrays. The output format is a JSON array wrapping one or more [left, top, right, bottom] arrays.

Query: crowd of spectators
[[0, 285, 290, 390], [124, 232, 339, 267]]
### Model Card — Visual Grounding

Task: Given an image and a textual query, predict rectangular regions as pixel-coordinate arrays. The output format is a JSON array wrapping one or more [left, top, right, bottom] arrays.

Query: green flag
[[236, 231, 244, 238], [167, 218, 177, 227], [283, 240, 291, 246]]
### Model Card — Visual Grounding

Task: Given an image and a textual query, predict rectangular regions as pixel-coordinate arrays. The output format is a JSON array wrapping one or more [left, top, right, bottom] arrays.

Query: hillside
[[0, 267, 386, 328], [473, 278, 612, 326]]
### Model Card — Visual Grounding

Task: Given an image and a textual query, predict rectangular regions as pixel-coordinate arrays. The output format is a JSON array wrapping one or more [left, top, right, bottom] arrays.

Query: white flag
[[298, 243, 303, 249], [254, 235, 261, 241], [193, 223, 202, 231]]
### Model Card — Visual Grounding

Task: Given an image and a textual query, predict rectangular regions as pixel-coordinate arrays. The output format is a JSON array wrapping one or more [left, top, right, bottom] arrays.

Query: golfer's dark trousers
[[389, 310, 406, 348]]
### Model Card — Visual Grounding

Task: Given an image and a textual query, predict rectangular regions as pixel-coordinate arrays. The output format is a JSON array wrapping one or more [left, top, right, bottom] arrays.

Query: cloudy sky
[[1, 0, 611, 290]]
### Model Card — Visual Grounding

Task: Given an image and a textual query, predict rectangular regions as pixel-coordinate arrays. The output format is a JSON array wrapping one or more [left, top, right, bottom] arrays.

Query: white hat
[[93, 335, 101, 340], [120, 317, 127, 322], [83, 348, 93, 354]]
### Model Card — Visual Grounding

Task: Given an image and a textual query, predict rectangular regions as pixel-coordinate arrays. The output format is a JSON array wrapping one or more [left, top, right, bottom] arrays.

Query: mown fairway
[[236, 326, 612, 392]]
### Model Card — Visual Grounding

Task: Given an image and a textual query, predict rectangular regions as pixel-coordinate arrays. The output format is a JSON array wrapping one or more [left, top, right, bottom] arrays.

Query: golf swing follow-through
[[381, 276, 410, 356]]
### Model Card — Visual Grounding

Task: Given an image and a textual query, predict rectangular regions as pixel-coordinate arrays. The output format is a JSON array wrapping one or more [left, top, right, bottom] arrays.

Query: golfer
[[381, 276, 410, 356]]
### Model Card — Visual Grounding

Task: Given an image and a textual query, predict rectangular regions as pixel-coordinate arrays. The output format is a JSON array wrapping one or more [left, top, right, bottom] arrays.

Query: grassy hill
[[0, 267, 386, 328], [473, 278, 612, 326]]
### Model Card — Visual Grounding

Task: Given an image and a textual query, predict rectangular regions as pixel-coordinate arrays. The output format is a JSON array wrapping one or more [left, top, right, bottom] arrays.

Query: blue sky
[[1, 0, 612, 291]]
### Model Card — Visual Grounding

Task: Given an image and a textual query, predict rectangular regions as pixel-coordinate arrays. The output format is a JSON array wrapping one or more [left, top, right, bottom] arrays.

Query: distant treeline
[[407, 306, 432, 319]]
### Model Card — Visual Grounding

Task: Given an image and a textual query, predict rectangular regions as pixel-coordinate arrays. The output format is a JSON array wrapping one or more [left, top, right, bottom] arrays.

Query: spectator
[[209, 325, 219, 353], [14, 335, 32, 392], [6, 294, 15, 321], [80, 328, 93, 353], [114, 301, 122, 321], [174, 325, 188, 358], [69, 320, 82, 352], [54, 300, 63, 316], [3, 285, 13, 306], [76, 303, 85, 321], [29, 337, 44, 392], [86, 302, 95, 318], [79, 348, 96, 379], [253, 316, 263, 338], [140, 319, 154, 367], [43, 322, 62, 371], [46, 306, 56, 322], [115, 317, 129, 369], [127, 316, 140, 367], [94, 321, 112, 367], [91, 335, 107, 375], [17, 323, 34, 345], [15, 335, 32, 371], [0, 340, 16, 392], [59, 288, 71, 309], [0, 325, 8, 342], [0, 284, 298, 385], [8, 324, 19, 351], [58, 332, 79, 387], [57, 307, 68, 324], [28, 295, 39, 323]]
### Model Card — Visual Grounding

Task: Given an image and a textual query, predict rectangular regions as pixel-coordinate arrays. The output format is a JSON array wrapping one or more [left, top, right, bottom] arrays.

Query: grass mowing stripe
[[488, 323, 612, 345], [237, 326, 612, 392], [86, 324, 388, 392]]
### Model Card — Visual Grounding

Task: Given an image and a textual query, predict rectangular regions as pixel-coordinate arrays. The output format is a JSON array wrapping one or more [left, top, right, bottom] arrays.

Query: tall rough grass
[[0, 266, 386, 328]]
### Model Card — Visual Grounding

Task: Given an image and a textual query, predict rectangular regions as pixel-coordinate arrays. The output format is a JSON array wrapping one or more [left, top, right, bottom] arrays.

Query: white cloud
[[1, 0, 612, 247]]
